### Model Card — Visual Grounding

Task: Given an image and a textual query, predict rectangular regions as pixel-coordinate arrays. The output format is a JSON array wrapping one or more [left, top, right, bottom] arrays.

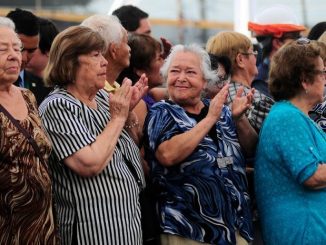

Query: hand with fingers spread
[[109, 78, 132, 122], [129, 73, 149, 111], [232, 87, 255, 121], [207, 84, 229, 122]]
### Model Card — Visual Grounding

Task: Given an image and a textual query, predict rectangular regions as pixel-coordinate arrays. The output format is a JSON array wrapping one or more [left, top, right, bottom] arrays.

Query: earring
[[305, 89, 309, 94]]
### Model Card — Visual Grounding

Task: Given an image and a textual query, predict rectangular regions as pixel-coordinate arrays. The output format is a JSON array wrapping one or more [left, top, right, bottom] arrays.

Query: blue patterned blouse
[[143, 99, 253, 244], [309, 100, 326, 132]]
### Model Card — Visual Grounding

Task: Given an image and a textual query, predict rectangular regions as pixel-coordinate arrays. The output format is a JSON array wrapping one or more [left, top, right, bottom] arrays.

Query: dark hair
[[117, 33, 161, 85], [44, 25, 106, 87], [112, 5, 148, 32], [307, 22, 326, 40], [6, 8, 39, 36], [269, 40, 321, 101], [208, 53, 232, 75], [38, 18, 59, 54], [256, 31, 301, 59]]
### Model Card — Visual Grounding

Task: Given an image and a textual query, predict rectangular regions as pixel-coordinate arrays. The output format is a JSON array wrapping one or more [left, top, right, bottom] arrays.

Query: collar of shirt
[[18, 70, 25, 88]]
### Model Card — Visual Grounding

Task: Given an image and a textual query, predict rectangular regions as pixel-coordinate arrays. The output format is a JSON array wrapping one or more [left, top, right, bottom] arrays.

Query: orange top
[[248, 22, 306, 38]]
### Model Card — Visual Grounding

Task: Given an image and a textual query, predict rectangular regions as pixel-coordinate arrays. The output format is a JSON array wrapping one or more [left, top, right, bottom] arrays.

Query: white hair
[[0, 16, 15, 30], [160, 44, 218, 84], [81, 14, 124, 48]]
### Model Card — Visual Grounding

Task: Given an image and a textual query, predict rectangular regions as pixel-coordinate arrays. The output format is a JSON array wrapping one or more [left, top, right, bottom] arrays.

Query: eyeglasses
[[296, 37, 310, 45], [241, 50, 258, 57], [313, 69, 326, 76]]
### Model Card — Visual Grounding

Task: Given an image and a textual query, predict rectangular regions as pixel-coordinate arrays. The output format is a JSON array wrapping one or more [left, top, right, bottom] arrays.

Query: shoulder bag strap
[[0, 104, 47, 167]]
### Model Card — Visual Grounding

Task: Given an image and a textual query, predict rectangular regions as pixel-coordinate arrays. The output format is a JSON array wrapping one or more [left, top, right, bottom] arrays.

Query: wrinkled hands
[[129, 74, 149, 111], [207, 84, 229, 121], [109, 78, 133, 122], [232, 87, 255, 121]]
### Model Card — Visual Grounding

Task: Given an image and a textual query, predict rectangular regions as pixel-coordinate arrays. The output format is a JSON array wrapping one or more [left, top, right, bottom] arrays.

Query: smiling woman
[[39, 25, 147, 244], [143, 44, 256, 245]]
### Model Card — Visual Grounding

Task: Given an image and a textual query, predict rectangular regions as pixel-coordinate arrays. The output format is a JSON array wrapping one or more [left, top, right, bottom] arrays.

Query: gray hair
[[160, 44, 218, 84], [0, 16, 15, 30], [81, 14, 124, 48]]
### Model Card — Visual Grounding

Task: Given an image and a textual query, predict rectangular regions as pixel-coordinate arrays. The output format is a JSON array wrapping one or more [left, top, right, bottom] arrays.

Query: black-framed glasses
[[241, 50, 258, 57], [296, 37, 310, 45]]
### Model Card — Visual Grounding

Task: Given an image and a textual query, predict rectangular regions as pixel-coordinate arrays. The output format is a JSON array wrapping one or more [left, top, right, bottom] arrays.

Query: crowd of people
[[0, 4, 325, 245]]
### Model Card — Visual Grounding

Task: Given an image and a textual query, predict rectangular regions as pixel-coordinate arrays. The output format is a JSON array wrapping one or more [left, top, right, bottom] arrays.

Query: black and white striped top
[[39, 87, 145, 245]]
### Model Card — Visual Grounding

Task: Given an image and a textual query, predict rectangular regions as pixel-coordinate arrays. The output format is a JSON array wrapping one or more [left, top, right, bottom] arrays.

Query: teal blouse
[[255, 101, 326, 245]]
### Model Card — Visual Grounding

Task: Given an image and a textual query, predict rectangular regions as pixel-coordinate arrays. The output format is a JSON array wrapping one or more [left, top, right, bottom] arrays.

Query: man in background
[[7, 8, 39, 87], [112, 5, 151, 35], [112, 5, 171, 58], [248, 5, 305, 98], [7, 8, 50, 105]]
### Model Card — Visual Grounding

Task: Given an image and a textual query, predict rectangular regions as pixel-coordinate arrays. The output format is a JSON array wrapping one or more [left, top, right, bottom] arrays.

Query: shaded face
[[135, 18, 151, 35], [0, 27, 22, 84], [308, 57, 326, 104], [280, 32, 301, 45], [19, 33, 39, 70], [26, 48, 48, 77], [167, 51, 206, 107], [242, 47, 258, 84], [146, 50, 164, 88], [116, 30, 131, 69], [75, 50, 108, 91]]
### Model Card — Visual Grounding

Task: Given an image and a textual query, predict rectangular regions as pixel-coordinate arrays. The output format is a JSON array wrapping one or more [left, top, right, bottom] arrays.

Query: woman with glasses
[[255, 39, 326, 244], [39, 26, 146, 245], [206, 30, 272, 245], [206, 31, 274, 133]]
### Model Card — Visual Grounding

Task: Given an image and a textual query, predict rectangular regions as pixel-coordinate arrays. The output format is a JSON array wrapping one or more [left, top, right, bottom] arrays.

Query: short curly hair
[[269, 40, 321, 101], [44, 26, 106, 87]]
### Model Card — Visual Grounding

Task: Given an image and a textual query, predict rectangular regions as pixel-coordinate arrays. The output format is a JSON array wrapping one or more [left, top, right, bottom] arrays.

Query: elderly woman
[[0, 17, 57, 244], [255, 39, 326, 244], [206, 31, 274, 133], [143, 44, 255, 245], [39, 26, 147, 244]]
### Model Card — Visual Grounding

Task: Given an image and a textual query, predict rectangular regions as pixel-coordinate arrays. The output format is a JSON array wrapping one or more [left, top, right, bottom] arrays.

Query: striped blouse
[[39, 87, 145, 245]]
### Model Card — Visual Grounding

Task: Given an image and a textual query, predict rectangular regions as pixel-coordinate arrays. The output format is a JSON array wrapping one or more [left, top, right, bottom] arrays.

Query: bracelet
[[124, 119, 139, 129]]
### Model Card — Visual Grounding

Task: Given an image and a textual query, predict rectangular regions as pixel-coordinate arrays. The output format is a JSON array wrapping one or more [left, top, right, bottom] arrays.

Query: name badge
[[216, 156, 233, 168]]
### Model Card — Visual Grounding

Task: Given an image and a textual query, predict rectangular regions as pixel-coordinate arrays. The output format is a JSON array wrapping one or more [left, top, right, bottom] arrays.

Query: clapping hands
[[232, 86, 255, 121], [129, 73, 149, 111]]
